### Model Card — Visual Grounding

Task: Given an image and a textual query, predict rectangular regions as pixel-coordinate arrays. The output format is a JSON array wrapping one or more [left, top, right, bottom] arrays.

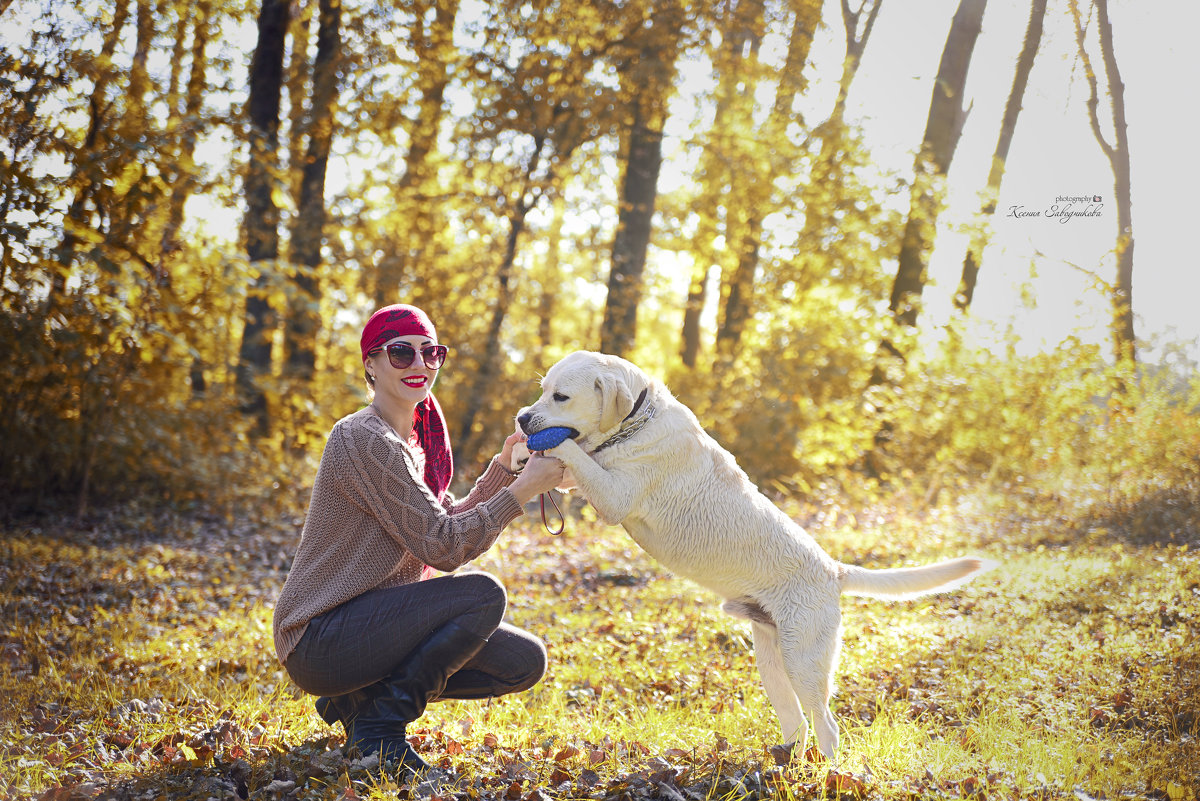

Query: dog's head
[[516, 351, 650, 450]]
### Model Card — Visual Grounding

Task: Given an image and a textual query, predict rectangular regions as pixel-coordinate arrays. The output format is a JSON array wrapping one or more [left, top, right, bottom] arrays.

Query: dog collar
[[592, 388, 655, 453]]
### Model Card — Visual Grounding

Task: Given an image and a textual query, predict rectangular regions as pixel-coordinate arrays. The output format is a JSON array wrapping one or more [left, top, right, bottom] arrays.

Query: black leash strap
[[539, 491, 565, 535]]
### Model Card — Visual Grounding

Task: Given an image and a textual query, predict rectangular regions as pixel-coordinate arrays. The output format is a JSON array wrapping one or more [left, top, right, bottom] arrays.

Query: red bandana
[[361, 304, 454, 502]]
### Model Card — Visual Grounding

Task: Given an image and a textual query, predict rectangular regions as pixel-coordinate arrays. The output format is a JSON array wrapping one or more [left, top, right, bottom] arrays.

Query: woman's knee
[[509, 637, 547, 693], [454, 571, 507, 632], [490, 626, 548, 694]]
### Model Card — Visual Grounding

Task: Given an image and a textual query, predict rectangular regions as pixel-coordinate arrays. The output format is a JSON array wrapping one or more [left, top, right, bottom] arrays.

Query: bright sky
[[809, 0, 1198, 364], [665, 0, 1198, 366]]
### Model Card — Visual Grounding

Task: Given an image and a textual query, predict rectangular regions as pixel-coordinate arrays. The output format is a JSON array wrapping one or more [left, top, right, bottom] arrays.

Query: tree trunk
[[454, 140, 544, 464], [680, 0, 763, 368], [160, 0, 212, 267], [715, 0, 821, 364], [795, 0, 882, 275], [104, 0, 164, 285], [834, 0, 883, 125], [158, 0, 214, 396], [373, 0, 459, 306], [47, 0, 130, 315], [236, 0, 291, 436], [127, 0, 153, 123], [888, 0, 987, 330], [288, 0, 314, 203], [680, 263, 710, 367], [714, 214, 762, 362], [601, 105, 667, 357], [599, 4, 683, 357], [285, 0, 341, 385], [866, 0, 986, 471], [708, 0, 765, 364], [1071, 0, 1134, 365], [957, 0, 1045, 310], [536, 195, 567, 356], [163, 1, 189, 121]]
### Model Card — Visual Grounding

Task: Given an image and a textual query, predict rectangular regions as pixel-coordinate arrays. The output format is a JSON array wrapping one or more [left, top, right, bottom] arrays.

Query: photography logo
[[1007, 193, 1104, 223]]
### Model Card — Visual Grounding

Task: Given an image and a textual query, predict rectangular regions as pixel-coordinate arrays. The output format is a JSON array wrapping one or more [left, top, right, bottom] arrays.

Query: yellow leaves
[[823, 768, 871, 798], [109, 161, 145, 198], [1162, 781, 1191, 801], [7, 502, 1200, 800], [552, 744, 580, 761], [270, 186, 291, 212]]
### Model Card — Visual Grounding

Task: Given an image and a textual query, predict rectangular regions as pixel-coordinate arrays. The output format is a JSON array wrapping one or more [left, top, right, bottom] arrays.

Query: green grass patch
[[1, 501, 1197, 800]]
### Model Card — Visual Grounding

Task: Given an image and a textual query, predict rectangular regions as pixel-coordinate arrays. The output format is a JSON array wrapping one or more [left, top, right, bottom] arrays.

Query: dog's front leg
[[545, 440, 639, 525]]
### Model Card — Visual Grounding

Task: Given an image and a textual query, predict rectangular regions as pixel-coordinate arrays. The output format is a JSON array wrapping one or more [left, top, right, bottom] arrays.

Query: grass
[[1, 494, 1197, 801]]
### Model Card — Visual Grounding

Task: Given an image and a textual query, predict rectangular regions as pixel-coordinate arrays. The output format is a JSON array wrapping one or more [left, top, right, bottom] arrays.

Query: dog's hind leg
[[776, 619, 842, 759], [750, 621, 807, 748]]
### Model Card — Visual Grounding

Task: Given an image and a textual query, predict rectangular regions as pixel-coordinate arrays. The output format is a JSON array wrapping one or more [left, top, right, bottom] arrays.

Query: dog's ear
[[596, 371, 635, 431]]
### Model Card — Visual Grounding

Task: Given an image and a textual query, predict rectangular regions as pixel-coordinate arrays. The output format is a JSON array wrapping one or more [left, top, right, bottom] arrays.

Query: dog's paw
[[556, 467, 578, 493], [511, 440, 531, 471]]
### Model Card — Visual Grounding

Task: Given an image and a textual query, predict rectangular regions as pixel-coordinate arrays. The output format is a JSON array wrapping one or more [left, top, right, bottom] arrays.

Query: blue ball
[[526, 426, 573, 451]]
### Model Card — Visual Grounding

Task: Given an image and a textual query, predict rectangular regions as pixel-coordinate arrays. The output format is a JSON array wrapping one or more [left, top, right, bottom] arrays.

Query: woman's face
[[368, 334, 440, 407]]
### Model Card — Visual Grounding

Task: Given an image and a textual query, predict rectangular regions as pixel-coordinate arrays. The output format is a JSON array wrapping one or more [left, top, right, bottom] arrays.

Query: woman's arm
[[333, 415, 530, 571], [442, 430, 550, 513]]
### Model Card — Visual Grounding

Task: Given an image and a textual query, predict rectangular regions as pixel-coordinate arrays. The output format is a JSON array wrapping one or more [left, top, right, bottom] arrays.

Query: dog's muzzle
[[516, 411, 579, 441]]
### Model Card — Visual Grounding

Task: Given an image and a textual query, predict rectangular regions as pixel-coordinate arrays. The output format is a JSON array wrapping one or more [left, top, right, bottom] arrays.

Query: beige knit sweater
[[273, 406, 525, 662]]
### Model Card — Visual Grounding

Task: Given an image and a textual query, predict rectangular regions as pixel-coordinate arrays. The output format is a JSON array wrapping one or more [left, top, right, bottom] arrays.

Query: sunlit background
[[2, 0, 1197, 507]]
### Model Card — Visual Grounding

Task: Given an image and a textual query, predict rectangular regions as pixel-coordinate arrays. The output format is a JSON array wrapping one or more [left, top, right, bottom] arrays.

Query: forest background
[[1, 0, 1199, 519], [2, 1, 1200, 798], [0, 0, 1195, 520]]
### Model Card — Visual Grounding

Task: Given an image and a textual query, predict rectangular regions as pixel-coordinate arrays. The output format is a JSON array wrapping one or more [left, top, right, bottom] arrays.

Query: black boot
[[436, 669, 501, 701], [314, 696, 338, 725], [347, 621, 488, 772], [314, 687, 376, 727], [317, 684, 430, 771]]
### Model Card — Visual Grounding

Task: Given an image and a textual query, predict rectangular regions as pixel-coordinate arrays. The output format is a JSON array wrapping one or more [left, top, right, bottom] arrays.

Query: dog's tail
[[839, 556, 992, 600]]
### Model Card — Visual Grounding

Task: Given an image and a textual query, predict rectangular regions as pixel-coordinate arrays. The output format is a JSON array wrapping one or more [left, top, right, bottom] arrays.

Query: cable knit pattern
[[273, 407, 524, 662]]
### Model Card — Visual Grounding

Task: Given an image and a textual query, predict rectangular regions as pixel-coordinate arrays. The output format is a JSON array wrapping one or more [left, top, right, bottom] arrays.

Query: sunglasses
[[372, 342, 449, 370]]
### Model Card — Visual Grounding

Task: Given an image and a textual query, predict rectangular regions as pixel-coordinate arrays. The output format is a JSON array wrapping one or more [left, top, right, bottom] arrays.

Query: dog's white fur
[[517, 351, 990, 758]]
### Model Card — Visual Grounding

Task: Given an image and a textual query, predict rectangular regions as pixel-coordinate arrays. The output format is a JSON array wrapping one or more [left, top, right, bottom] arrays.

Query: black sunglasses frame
[[372, 342, 449, 370]]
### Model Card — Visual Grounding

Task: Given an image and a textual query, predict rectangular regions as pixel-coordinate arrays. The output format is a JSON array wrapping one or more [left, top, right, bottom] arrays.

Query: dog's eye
[[552, 392, 569, 403]]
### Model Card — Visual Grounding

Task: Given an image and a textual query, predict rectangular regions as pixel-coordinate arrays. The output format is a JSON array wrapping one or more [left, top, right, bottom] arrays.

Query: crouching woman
[[272, 304, 563, 775]]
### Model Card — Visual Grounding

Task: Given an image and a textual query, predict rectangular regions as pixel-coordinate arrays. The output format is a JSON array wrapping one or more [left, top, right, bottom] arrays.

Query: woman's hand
[[508, 455, 566, 505]]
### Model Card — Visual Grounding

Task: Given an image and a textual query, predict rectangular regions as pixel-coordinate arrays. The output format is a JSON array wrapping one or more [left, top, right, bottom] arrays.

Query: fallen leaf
[[768, 743, 795, 766], [825, 770, 869, 798]]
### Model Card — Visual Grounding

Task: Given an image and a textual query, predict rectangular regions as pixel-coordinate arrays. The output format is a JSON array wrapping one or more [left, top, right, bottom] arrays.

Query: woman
[[273, 304, 564, 774]]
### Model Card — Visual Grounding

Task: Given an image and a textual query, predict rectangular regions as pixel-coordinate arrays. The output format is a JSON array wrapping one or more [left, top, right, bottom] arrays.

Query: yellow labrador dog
[[517, 351, 989, 758]]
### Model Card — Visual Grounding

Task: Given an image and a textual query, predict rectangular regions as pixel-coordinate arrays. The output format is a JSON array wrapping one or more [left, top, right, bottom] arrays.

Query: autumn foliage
[[2, 507, 1198, 799], [1, 0, 1190, 522]]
